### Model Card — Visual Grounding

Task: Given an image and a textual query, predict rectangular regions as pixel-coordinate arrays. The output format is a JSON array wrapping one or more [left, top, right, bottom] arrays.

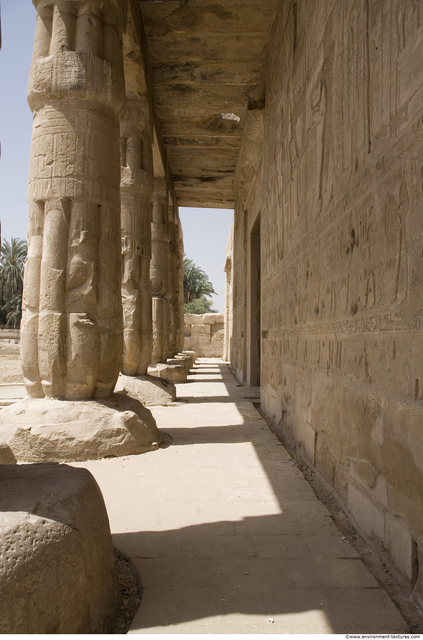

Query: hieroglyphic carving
[[22, 0, 125, 400], [150, 178, 170, 365], [166, 202, 177, 359], [344, 0, 371, 168], [120, 99, 154, 376], [231, 2, 423, 595], [175, 209, 185, 354]]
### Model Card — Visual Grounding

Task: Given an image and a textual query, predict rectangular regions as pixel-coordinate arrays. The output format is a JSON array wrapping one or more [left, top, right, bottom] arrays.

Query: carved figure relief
[[21, 0, 125, 400], [120, 100, 154, 376]]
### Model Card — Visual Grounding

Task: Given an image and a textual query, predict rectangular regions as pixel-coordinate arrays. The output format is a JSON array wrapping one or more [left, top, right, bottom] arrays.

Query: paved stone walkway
[[77, 358, 409, 634]]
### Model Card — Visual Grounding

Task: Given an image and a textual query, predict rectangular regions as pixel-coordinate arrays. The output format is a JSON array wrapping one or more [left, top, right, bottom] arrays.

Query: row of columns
[[22, 0, 185, 401]]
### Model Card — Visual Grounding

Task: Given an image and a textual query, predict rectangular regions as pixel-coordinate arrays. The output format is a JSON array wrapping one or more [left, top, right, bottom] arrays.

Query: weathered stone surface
[[0, 442, 16, 465], [175, 213, 186, 353], [0, 395, 162, 463], [148, 363, 187, 383], [151, 179, 172, 365], [139, 0, 280, 207], [172, 354, 194, 369], [166, 358, 190, 374], [184, 313, 225, 357], [167, 203, 178, 359], [183, 350, 197, 363], [184, 313, 207, 325], [17, 0, 423, 618], [0, 463, 119, 633], [202, 313, 223, 325], [115, 374, 176, 405], [226, 0, 423, 608], [121, 99, 154, 377], [22, 0, 126, 402]]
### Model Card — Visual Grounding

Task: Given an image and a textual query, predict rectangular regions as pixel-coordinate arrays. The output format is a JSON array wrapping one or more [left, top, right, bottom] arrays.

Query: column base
[[182, 350, 197, 363], [166, 358, 191, 375], [147, 363, 188, 383], [115, 374, 176, 406], [0, 394, 163, 463], [173, 353, 195, 369]]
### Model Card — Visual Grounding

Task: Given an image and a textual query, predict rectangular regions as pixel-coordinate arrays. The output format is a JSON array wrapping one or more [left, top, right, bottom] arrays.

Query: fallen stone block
[[0, 463, 119, 633]]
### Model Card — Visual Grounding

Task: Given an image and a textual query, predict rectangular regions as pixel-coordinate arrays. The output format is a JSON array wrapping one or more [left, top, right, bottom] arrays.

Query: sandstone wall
[[184, 313, 224, 358], [231, 0, 423, 608]]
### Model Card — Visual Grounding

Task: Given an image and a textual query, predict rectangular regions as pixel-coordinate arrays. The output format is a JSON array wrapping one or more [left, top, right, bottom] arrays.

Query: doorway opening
[[179, 207, 234, 314]]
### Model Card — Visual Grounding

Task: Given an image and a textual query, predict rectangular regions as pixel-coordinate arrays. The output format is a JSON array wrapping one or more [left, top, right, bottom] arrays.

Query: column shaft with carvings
[[150, 179, 170, 365], [22, 0, 126, 400], [174, 208, 185, 354], [167, 202, 177, 359], [120, 100, 154, 375]]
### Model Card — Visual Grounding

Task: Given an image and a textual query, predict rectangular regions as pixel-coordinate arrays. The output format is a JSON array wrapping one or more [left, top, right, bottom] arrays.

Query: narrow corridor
[[78, 359, 410, 634]]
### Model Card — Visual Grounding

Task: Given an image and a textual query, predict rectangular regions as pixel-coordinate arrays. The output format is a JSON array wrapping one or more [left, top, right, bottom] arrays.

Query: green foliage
[[0, 237, 27, 328], [184, 296, 217, 315], [2, 292, 23, 328], [183, 254, 216, 305]]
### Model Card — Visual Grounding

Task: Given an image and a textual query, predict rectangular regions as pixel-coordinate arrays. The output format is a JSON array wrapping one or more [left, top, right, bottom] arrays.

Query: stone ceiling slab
[[138, 0, 280, 208]]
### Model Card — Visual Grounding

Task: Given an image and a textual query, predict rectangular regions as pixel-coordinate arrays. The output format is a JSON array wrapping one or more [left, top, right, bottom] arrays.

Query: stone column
[[167, 201, 177, 359], [175, 210, 185, 354], [150, 179, 170, 365], [22, 0, 126, 401], [146, 197, 189, 384], [120, 99, 154, 376], [223, 257, 232, 362], [1, 0, 164, 462]]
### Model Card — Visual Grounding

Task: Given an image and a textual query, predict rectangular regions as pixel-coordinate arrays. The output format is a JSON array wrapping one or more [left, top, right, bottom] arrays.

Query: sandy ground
[[0, 343, 23, 383]]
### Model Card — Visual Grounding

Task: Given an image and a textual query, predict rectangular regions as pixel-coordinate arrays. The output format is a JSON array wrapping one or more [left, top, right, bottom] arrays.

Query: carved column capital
[[28, 0, 126, 115]]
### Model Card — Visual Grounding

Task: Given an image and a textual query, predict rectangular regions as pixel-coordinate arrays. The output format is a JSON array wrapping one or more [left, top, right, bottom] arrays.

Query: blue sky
[[0, 1, 233, 312]]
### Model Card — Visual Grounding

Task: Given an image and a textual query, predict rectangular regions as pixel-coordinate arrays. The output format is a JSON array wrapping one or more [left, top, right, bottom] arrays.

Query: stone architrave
[[120, 99, 154, 376], [150, 178, 170, 364], [22, 0, 127, 401]]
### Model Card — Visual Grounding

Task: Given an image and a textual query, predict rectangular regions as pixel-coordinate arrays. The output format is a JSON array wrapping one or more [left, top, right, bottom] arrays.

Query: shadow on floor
[[113, 515, 401, 634], [114, 360, 410, 634]]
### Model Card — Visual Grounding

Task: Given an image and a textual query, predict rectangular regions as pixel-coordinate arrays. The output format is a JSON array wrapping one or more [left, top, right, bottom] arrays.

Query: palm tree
[[184, 296, 217, 314], [2, 292, 23, 328], [183, 254, 216, 304], [0, 238, 27, 328]]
